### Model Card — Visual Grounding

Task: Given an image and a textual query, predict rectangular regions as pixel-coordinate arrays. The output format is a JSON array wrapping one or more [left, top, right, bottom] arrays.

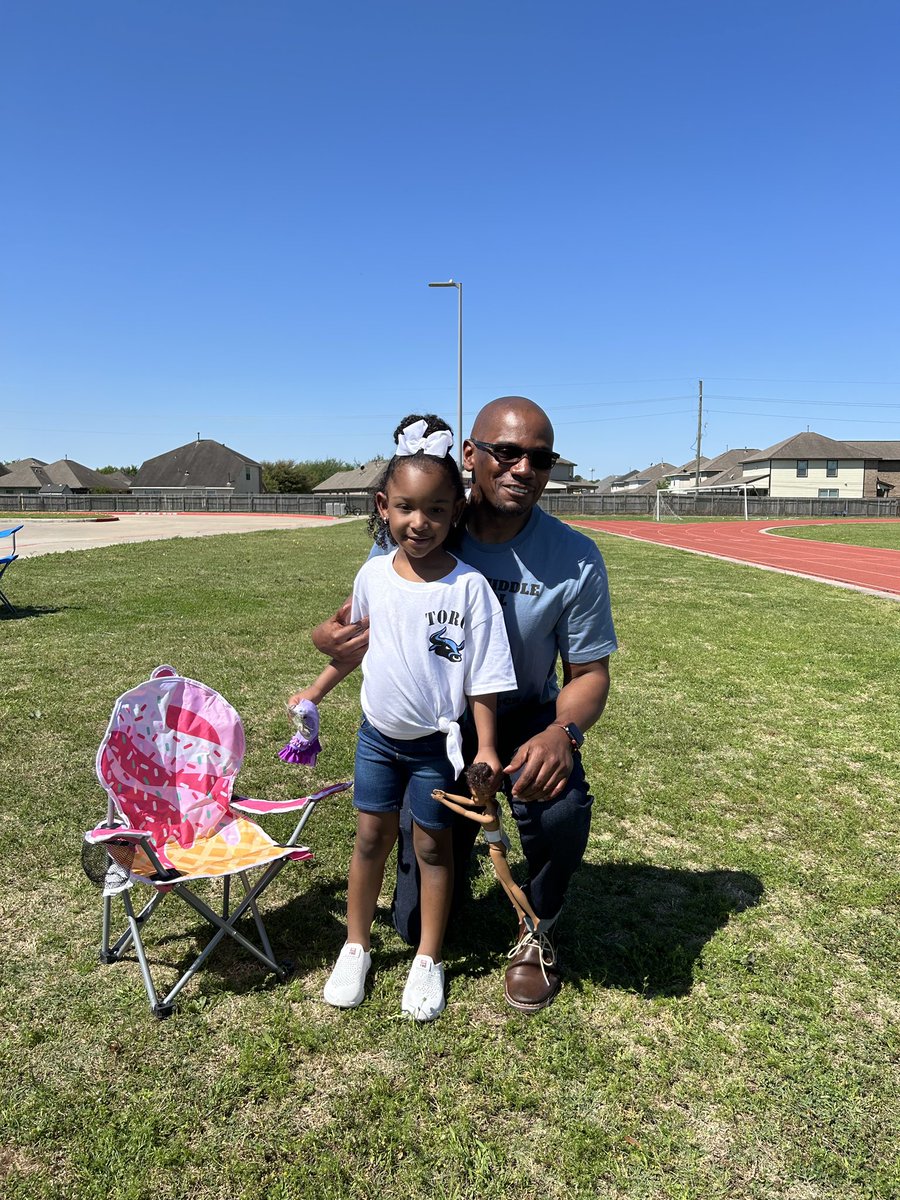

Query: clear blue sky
[[3, 1, 898, 478]]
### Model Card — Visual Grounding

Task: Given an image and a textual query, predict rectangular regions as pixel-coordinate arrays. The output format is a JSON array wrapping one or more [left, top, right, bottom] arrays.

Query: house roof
[[313, 460, 389, 492], [628, 463, 680, 495], [690, 470, 771, 492], [0, 457, 116, 491], [846, 440, 900, 458], [743, 432, 865, 463], [98, 471, 134, 491], [698, 448, 760, 472], [133, 440, 260, 488], [588, 474, 617, 493]]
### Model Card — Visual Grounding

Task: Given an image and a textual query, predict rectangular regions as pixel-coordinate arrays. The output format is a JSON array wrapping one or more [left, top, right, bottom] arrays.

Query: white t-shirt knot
[[437, 716, 464, 778]]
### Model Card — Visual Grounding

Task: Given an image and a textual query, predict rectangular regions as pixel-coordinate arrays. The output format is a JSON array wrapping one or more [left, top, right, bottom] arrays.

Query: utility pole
[[694, 379, 703, 488]]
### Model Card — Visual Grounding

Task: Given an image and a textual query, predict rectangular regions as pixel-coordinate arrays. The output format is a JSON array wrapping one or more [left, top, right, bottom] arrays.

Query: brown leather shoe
[[504, 921, 561, 1012]]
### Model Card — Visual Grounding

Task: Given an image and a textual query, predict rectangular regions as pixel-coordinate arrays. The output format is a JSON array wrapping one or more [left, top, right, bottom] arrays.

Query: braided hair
[[367, 413, 466, 549]]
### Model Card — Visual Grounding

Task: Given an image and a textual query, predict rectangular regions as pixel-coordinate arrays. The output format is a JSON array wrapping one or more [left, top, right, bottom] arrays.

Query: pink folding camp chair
[[83, 666, 351, 1018]]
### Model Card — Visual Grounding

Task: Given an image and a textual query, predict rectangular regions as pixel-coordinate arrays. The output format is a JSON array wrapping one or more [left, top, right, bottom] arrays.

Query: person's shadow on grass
[[1, 604, 68, 619], [118, 859, 761, 1003], [156, 872, 414, 997], [447, 857, 763, 998]]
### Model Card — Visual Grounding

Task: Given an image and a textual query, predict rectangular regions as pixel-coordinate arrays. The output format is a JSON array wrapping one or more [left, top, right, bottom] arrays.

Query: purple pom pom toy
[[279, 699, 322, 766]]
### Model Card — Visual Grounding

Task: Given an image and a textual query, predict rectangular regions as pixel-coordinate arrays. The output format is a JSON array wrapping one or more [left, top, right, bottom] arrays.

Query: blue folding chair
[[0, 524, 23, 615]]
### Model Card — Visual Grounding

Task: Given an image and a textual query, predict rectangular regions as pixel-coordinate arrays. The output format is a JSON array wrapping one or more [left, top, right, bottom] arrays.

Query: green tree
[[96, 464, 139, 478], [260, 458, 356, 494]]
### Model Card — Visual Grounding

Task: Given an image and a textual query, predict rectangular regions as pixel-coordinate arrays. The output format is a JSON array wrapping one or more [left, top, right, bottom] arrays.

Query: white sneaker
[[323, 943, 371, 1008], [401, 955, 446, 1021]]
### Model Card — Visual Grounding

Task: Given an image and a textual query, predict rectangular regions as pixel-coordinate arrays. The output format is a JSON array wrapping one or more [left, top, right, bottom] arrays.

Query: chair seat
[[129, 813, 313, 883]]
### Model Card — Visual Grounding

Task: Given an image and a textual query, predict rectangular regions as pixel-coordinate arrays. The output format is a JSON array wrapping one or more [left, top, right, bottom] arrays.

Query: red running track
[[571, 518, 900, 599]]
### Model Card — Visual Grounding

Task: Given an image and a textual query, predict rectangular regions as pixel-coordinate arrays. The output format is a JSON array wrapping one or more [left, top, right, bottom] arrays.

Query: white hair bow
[[396, 419, 453, 459]]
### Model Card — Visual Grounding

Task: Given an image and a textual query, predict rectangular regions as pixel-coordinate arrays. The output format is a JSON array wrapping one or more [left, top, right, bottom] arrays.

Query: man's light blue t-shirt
[[370, 506, 617, 710], [457, 507, 616, 710]]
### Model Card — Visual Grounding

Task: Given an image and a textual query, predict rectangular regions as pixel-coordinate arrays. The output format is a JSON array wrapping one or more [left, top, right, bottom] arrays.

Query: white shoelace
[[507, 926, 555, 985]]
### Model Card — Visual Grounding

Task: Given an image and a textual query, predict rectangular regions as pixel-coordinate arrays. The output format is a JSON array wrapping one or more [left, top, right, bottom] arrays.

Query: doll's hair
[[366, 413, 465, 548]]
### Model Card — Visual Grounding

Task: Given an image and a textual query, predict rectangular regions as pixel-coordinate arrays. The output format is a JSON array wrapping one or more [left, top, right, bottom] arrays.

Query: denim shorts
[[353, 717, 457, 831]]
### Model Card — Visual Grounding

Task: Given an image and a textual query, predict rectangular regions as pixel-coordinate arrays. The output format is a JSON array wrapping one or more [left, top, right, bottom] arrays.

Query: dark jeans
[[391, 700, 594, 946]]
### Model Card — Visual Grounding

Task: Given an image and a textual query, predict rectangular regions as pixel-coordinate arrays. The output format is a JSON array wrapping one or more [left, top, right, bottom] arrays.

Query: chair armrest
[[84, 826, 152, 845], [231, 780, 351, 816], [83, 824, 175, 879]]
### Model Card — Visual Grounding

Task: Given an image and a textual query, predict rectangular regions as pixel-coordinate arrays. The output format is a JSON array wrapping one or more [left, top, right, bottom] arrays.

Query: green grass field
[[2, 524, 898, 1199], [770, 522, 900, 550]]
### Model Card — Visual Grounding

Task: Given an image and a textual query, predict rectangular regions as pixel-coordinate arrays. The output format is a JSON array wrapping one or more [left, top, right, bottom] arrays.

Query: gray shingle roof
[[845, 440, 900, 457], [697, 448, 760, 472], [0, 458, 116, 491], [313, 460, 389, 492], [133, 440, 260, 488], [743, 432, 864, 463], [628, 463, 679, 494]]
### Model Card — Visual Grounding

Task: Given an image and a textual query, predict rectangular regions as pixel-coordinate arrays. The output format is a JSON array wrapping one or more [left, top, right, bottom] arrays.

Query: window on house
[[796, 460, 808, 477], [826, 459, 838, 477], [246, 472, 251, 481], [817, 488, 839, 498]]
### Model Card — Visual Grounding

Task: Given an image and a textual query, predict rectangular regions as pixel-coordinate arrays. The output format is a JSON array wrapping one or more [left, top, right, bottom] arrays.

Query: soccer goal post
[[655, 489, 684, 521]]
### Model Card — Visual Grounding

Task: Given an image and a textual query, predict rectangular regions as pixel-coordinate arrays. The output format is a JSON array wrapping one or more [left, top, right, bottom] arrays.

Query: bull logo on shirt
[[428, 626, 465, 662]]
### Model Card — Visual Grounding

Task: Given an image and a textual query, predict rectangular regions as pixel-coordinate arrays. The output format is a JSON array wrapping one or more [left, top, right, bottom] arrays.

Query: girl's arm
[[294, 575, 369, 707], [469, 693, 503, 788], [289, 658, 357, 708]]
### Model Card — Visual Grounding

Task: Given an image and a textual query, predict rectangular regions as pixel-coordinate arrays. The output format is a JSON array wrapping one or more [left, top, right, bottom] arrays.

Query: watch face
[[565, 723, 584, 748]]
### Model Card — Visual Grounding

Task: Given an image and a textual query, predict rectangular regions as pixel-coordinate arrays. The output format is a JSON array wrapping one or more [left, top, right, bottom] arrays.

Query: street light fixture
[[427, 279, 463, 468]]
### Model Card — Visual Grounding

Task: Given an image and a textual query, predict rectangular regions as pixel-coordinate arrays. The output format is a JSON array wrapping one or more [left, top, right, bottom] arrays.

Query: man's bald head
[[470, 396, 554, 446]]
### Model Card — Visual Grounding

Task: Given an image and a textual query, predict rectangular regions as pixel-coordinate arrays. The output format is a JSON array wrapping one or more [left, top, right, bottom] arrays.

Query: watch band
[[552, 721, 583, 750]]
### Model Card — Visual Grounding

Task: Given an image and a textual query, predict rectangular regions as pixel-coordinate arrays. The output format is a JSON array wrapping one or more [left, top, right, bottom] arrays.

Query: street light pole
[[427, 279, 463, 468]]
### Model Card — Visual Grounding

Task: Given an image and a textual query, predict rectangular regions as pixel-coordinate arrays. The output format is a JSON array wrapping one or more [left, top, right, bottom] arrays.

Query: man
[[313, 396, 616, 1011]]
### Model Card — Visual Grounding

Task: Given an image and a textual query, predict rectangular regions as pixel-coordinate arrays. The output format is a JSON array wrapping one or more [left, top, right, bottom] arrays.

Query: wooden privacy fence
[[4, 492, 899, 520], [540, 493, 900, 520]]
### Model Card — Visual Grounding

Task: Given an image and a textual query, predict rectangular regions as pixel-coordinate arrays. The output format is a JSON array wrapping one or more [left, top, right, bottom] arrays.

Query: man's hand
[[310, 599, 369, 667], [503, 724, 574, 801]]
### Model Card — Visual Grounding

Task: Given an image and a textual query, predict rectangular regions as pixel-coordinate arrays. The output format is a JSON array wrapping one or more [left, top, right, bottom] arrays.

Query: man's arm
[[503, 657, 610, 801], [310, 597, 370, 668]]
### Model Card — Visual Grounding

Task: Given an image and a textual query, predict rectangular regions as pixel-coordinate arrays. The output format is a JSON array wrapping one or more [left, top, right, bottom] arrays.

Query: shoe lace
[[507, 925, 555, 985]]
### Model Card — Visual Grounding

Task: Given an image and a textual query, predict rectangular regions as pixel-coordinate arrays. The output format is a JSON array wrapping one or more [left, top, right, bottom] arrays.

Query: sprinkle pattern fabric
[[95, 669, 311, 889]]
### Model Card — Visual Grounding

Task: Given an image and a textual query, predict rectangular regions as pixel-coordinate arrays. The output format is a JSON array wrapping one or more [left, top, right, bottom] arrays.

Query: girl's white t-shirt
[[351, 551, 517, 770]]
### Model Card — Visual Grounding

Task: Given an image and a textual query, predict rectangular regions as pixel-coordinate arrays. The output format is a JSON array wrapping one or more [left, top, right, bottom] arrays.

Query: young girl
[[291, 414, 515, 1020]]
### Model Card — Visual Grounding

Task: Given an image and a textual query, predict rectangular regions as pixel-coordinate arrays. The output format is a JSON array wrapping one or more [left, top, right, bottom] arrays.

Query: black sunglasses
[[469, 439, 560, 471]]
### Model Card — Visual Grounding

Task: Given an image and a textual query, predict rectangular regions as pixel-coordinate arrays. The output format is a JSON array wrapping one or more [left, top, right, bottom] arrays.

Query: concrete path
[[8, 513, 346, 558]]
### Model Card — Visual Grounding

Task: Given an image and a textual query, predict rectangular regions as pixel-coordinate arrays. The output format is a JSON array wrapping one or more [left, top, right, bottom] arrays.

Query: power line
[[707, 408, 900, 427], [706, 392, 900, 408], [702, 376, 900, 386]]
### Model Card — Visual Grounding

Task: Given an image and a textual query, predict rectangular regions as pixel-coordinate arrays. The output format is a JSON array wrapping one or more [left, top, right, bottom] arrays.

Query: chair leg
[[238, 871, 277, 966], [122, 890, 170, 1018], [101, 894, 113, 963], [101, 861, 295, 1015], [105, 891, 166, 960], [0, 586, 16, 616]]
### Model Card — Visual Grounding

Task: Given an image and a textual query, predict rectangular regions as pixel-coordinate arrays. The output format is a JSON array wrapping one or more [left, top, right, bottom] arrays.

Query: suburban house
[[313, 459, 388, 502], [131, 439, 263, 495], [664, 456, 710, 490], [668, 449, 764, 494], [0, 457, 129, 495], [606, 462, 678, 495], [737, 432, 900, 500]]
